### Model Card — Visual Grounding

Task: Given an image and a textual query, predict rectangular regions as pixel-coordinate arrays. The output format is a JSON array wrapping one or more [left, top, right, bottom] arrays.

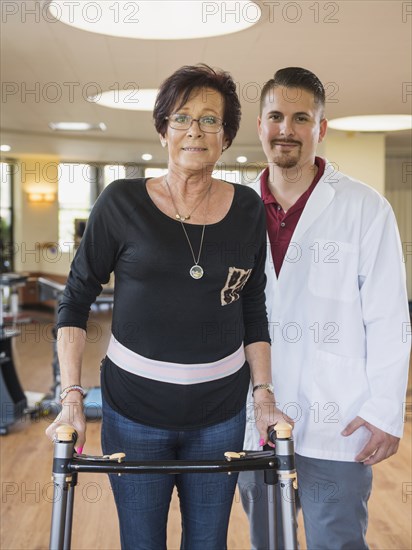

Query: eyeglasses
[[165, 113, 225, 133]]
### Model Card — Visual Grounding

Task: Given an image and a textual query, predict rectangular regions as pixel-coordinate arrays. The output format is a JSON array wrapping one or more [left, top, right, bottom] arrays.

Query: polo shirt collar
[[259, 157, 325, 206]]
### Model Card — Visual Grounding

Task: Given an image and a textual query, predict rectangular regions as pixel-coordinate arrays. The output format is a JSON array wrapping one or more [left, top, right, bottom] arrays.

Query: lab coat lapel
[[277, 171, 336, 285], [247, 173, 336, 294], [290, 173, 335, 244]]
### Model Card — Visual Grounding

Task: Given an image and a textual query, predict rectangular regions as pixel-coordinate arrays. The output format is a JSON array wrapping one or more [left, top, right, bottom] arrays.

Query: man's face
[[258, 86, 327, 170]]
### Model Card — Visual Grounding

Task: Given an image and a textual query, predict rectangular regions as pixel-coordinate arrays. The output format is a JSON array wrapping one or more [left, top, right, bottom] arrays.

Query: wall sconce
[[27, 192, 56, 203]]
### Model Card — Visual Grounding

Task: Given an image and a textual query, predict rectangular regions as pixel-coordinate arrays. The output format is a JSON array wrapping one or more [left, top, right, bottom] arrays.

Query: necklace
[[164, 175, 211, 221], [164, 175, 211, 279]]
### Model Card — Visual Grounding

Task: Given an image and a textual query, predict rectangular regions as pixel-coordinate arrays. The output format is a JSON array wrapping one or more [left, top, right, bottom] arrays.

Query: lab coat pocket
[[311, 349, 369, 431], [308, 239, 359, 302]]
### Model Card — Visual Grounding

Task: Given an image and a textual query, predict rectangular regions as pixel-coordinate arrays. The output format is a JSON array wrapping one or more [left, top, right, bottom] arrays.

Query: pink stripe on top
[[106, 335, 246, 385]]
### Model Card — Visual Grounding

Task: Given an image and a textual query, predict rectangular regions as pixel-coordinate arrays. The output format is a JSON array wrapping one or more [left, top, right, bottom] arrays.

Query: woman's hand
[[48, 327, 88, 450], [45, 394, 86, 452], [253, 390, 294, 447], [244, 342, 294, 446]]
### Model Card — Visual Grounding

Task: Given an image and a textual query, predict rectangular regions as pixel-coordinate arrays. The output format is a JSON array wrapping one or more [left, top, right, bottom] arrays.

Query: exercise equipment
[[0, 273, 29, 434], [49, 422, 298, 550], [36, 277, 114, 420]]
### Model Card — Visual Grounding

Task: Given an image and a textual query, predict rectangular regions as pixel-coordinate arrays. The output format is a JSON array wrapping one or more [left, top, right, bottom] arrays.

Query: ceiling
[[1, 0, 411, 166]]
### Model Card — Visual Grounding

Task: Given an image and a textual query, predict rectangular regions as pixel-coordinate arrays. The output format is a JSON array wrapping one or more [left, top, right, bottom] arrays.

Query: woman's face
[[162, 87, 228, 175]]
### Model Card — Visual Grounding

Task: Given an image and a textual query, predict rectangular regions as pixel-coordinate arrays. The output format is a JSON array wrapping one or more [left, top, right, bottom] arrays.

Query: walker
[[49, 422, 298, 550]]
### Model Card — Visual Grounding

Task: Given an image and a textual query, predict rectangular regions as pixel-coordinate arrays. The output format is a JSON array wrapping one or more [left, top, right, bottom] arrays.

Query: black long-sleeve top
[[58, 179, 270, 429]]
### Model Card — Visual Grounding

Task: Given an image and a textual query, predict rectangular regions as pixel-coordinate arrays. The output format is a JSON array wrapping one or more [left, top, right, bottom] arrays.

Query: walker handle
[[55, 424, 78, 444], [268, 421, 293, 443]]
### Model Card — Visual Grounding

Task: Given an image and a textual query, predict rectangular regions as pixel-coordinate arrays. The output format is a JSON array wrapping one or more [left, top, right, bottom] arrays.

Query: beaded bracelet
[[60, 385, 86, 402]]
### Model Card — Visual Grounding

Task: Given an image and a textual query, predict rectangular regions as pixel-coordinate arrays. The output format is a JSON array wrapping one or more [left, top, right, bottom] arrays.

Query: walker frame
[[49, 423, 298, 550]]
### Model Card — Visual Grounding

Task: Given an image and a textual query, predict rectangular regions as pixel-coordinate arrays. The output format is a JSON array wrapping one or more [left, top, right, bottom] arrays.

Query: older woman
[[46, 64, 287, 550]]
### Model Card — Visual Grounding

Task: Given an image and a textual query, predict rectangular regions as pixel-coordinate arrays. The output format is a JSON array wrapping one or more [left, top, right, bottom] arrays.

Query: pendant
[[176, 213, 190, 221], [190, 265, 204, 279]]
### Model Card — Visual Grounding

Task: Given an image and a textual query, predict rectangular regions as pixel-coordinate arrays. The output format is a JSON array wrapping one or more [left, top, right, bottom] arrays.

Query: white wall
[[324, 132, 386, 193]]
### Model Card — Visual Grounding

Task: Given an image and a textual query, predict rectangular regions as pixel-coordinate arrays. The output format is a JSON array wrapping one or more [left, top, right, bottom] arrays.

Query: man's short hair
[[260, 67, 325, 116]]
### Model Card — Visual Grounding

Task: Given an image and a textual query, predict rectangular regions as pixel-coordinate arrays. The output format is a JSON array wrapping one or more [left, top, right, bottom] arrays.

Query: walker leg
[[264, 451, 279, 550], [49, 426, 77, 550], [63, 474, 77, 550], [268, 423, 299, 550], [267, 484, 278, 550], [278, 476, 298, 550], [50, 474, 70, 550]]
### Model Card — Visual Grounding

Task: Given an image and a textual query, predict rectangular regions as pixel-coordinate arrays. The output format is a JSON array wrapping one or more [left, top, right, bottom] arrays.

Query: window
[[0, 162, 14, 272], [145, 167, 168, 178], [58, 163, 95, 249], [144, 167, 242, 183], [104, 164, 126, 188], [212, 168, 242, 184]]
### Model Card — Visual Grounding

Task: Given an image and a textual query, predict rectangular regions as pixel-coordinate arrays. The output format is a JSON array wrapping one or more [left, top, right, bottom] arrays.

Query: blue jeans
[[101, 399, 246, 550], [238, 453, 372, 550]]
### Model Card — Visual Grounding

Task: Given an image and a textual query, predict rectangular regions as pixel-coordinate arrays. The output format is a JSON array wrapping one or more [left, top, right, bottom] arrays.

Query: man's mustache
[[270, 139, 302, 146]]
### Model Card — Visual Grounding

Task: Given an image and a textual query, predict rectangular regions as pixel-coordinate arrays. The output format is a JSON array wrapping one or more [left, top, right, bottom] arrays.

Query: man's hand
[[342, 416, 400, 465]]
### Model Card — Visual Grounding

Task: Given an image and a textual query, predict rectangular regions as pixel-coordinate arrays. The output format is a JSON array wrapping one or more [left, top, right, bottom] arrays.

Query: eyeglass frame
[[165, 113, 226, 134]]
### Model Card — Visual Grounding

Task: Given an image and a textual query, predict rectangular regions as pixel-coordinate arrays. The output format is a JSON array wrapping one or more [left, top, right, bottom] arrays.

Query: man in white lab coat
[[238, 67, 410, 549]]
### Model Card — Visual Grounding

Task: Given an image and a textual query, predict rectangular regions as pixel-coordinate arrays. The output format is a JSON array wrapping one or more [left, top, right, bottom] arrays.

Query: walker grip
[[55, 424, 77, 443], [224, 450, 275, 461], [75, 452, 126, 463], [268, 421, 293, 443]]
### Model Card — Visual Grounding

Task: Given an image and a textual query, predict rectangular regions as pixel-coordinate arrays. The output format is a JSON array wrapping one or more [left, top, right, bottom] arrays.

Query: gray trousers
[[238, 453, 372, 550]]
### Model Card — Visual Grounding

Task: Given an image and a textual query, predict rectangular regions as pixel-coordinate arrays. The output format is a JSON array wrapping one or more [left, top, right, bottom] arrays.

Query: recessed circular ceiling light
[[328, 115, 412, 132], [89, 89, 158, 111], [0, 145, 11, 152], [141, 153, 153, 161], [47, 1, 261, 39], [236, 156, 248, 163]]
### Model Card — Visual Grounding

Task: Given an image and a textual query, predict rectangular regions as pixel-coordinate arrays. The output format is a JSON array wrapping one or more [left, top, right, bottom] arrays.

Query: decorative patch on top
[[221, 267, 252, 306]]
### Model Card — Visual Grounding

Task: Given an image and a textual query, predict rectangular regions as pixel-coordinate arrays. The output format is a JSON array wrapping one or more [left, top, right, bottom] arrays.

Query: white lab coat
[[244, 161, 410, 461]]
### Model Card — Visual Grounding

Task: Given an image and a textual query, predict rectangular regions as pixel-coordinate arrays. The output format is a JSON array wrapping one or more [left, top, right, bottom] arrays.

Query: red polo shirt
[[261, 157, 326, 276]]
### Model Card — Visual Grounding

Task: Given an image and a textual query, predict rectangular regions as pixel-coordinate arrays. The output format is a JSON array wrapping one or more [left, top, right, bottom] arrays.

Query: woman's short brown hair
[[153, 64, 241, 149]]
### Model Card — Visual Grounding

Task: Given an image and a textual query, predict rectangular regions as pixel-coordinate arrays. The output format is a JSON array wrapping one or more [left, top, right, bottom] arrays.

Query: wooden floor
[[1, 307, 411, 550]]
